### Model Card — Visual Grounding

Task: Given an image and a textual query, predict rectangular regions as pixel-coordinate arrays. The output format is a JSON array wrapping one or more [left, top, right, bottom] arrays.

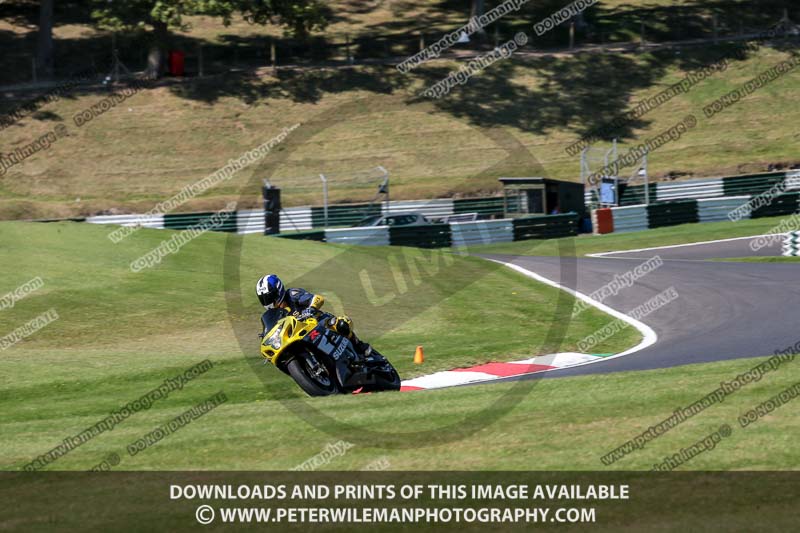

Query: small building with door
[[498, 177, 585, 219]]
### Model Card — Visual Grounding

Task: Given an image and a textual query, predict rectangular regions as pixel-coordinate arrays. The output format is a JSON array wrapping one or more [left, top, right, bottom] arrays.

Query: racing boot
[[352, 335, 385, 365], [353, 337, 372, 358]]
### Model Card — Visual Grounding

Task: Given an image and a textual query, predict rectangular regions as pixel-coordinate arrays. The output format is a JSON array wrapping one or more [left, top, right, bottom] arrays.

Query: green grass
[[2, 220, 798, 473], [0, 221, 639, 471], [228, 354, 800, 471], [1, 41, 798, 220], [470, 214, 792, 257]]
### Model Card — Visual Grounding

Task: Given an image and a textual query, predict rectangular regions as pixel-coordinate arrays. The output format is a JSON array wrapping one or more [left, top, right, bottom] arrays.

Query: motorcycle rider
[[256, 274, 375, 357]]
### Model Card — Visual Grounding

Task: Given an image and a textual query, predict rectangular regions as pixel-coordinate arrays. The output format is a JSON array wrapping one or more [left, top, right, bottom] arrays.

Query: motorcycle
[[259, 308, 401, 396]]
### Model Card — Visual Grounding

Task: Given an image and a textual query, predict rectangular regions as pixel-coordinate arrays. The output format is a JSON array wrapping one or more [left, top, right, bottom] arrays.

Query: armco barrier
[[610, 205, 648, 233], [383, 199, 454, 218], [280, 206, 313, 232], [304, 196, 516, 228], [452, 196, 517, 216], [325, 226, 390, 246], [275, 215, 570, 248], [786, 170, 800, 188], [311, 199, 461, 228], [85, 213, 164, 229], [655, 178, 723, 201], [585, 170, 799, 207], [751, 192, 800, 218], [646, 200, 698, 229], [163, 211, 237, 233], [512, 213, 578, 240], [584, 183, 655, 206], [237, 209, 265, 235], [449, 219, 514, 247], [697, 196, 752, 223], [82, 194, 524, 235], [311, 203, 380, 228], [389, 224, 452, 248], [619, 183, 657, 206], [88, 210, 243, 235], [599, 191, 800, 235], [722, 171, 788, 197]]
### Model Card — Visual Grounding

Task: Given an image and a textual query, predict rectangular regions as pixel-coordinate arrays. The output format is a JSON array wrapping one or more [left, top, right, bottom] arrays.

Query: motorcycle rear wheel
[[381, 367, 401, 391], [363, 366, 401, 392], [287, 356, 338, 397]]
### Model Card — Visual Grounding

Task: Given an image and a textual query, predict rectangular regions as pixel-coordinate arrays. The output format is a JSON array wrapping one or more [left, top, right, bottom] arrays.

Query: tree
[[37, 0, 55, 79], [470, 0, 485, 19], [470, 0, 486, 38], [90, 0, 327, 78]]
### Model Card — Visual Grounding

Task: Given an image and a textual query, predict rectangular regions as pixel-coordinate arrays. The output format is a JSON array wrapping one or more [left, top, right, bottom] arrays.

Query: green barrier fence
[[452, 197, 517, 216], [588, 170, 796, 207], [750, 192, 800, 218], [306, 196, 522, 228], [619, 183, 658, 206], [162, 211, 238, 233], [310, 203, 381, 228], [722, 171, 787, 197], [512, 213, 579, 240], [646, 200, 699, 228], [389, 224, 452, 248]]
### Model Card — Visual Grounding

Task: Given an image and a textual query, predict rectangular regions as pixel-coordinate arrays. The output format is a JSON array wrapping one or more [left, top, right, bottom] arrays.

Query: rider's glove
[[298, 308, 314, 320]]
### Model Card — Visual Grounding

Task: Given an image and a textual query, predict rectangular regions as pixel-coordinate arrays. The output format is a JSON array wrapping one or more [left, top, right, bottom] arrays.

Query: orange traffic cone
[[414, 346, 424, 364]]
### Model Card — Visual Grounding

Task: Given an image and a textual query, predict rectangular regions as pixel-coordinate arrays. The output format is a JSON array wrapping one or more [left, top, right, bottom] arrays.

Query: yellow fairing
[[261, 316, 318, 365]]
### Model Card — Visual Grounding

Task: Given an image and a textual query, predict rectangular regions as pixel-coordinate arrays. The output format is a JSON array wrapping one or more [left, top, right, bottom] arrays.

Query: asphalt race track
[[480, 235, 800, 379]]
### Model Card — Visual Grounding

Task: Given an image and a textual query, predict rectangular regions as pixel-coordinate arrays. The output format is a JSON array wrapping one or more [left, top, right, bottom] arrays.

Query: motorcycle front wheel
[[287, 355, 338, 397]]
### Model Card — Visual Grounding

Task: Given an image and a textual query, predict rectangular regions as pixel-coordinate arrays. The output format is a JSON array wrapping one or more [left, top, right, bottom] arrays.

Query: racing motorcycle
[[259, 308, 401, 396]]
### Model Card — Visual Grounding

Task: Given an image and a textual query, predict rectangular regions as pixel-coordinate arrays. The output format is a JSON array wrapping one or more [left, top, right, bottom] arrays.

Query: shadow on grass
[[1, 0, 797, 146], [164, 36, 795, 146]]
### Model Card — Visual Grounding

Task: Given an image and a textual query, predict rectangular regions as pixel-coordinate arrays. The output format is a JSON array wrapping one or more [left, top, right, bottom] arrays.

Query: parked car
[[353, 212, 431, 227]]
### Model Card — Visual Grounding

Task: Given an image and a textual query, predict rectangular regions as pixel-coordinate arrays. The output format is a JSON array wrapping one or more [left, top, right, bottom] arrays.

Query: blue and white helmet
[[256, 274, 286, 308]]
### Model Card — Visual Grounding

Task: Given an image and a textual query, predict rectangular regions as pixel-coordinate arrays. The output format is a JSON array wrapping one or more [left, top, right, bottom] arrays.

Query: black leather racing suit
[[261, 288, 370, 354]]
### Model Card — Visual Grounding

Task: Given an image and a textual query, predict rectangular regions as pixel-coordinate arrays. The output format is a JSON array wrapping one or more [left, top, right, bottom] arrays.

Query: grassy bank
[[0, 221, 638, 470], [1, 41, 798, 219], [1, 220, 796, 472]]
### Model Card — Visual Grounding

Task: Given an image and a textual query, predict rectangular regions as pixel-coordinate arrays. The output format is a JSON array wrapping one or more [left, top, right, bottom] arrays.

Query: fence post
[[319, 174, 329, 227], [346, 34, 353, 64], [713, 13, 719, 43], [640, 19, 646, 47], [270, 40, 276, 72], [198, 44, 204, 77], [419, 33, 425, 52], [569, 21, 575, 49]]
